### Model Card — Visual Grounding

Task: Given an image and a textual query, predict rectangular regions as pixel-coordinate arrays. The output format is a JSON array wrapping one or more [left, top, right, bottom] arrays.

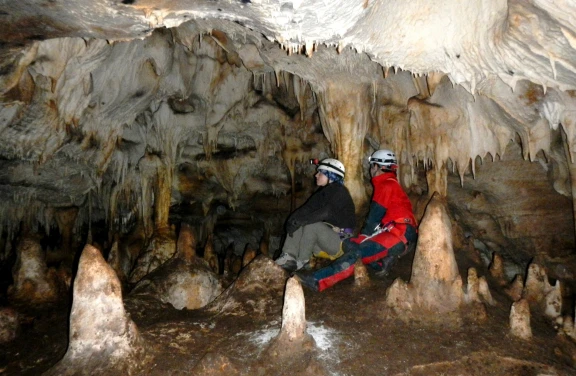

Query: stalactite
[[317, 82, 372, 213]]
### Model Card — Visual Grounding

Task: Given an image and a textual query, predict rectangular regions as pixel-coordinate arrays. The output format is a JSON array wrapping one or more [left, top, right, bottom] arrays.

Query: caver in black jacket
[[286, 182, 356, 235]]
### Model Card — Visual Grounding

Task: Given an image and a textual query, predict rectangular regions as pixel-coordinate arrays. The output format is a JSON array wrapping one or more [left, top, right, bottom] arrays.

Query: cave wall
[[0, 20, 575, 290]]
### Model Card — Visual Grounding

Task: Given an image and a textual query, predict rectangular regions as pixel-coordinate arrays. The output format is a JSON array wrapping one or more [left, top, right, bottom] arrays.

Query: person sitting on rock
[[275, 158, 356, 272], [294, 149, 418, 291]]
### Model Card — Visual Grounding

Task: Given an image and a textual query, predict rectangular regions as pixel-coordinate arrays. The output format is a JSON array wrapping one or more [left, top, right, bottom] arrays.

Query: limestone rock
[[207, 255, 286, 318], [129, 227, 176, 284], [191, 352, 240, 375], [45, 244, 145, 376], [131, 255, 222, 311], [354, 258, 370, 287]]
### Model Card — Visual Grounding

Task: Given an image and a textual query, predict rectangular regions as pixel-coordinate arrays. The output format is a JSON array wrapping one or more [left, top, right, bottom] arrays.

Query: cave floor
[[1, 252, 576, 376]]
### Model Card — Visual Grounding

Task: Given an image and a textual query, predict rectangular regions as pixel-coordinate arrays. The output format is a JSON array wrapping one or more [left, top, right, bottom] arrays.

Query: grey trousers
[[282, 222, 342, 262]]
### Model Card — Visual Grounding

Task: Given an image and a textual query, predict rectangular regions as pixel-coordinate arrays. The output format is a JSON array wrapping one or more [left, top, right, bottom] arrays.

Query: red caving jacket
[[372, 172, 416, 227]]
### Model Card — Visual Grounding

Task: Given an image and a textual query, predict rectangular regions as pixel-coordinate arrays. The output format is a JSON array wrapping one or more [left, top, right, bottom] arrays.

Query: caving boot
[[275, 252, 298, 272], [374, 255, 398, 277]]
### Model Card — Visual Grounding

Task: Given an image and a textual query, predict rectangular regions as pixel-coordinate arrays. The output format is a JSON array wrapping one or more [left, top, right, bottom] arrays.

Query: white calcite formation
[[386, 193, 464, 319], [522, 263, 563, 321], [263, 276, 320, 370], [46, 244, 144, 375], [510, 298, 533, 340]]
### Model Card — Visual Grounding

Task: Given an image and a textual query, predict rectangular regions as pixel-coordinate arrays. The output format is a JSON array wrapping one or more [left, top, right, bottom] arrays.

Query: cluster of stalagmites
[[0, 218, 274, 373], [2, 191, 576, 373], [381, 193, 575, 347]]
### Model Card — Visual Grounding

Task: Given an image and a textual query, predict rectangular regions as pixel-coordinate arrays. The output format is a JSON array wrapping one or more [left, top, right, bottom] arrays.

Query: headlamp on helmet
[[313, 158, 345, 178]]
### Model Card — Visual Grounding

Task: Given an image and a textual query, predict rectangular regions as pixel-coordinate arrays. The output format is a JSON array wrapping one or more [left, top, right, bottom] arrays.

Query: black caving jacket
[[286, 182, 356, 234]]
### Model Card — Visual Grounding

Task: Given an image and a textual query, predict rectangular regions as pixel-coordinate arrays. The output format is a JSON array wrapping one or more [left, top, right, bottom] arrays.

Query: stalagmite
[[223, 242, 235, 280], [462, 267, 490, 321], [354, 258, 370, 287], [279, 277, 307, 341], [259, 228, 270, 258], [107, 235, 127, 285], [562, 314, 576, 341], [263, 277, 317, 361], [489, 252, 507, 286], [506, 275, 524, 302], [544, 280, 562, 321], [8, 233, 59, 305], [0, 307, 19, 343], [176, 223, 197, 262], [386, 193, 463, 320], [523, 263, 548, 305], [45, 245, 145, 375], [242, 243, 258, 267], [478, 276, 496, 306], [465, 267, 480, 304], [204, 233, 219, 274], [510, 299, 532, 340], [521, 262, 562, 320], [54, 207, 79, 262]]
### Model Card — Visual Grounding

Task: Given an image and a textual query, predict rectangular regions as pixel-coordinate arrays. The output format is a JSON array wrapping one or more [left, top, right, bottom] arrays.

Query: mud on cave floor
[[1, 252, 576, 376]]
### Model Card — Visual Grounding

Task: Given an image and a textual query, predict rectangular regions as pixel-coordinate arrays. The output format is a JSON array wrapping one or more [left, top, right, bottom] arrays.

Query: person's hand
[[349, 234, 368, 244], [286, 218, 300, 236]]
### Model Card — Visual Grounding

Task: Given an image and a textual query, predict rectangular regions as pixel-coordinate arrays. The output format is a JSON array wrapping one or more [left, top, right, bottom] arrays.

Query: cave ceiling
[[0, 0, 576, 263]]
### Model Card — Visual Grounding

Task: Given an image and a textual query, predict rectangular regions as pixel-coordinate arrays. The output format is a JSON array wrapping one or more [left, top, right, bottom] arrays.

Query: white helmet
[[317, 158, 345, 178], [369, 149, 398, 170]]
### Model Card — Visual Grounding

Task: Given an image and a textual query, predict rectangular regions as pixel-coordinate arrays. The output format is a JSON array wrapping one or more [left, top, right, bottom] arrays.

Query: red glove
[[349, 234, 368, 244]]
